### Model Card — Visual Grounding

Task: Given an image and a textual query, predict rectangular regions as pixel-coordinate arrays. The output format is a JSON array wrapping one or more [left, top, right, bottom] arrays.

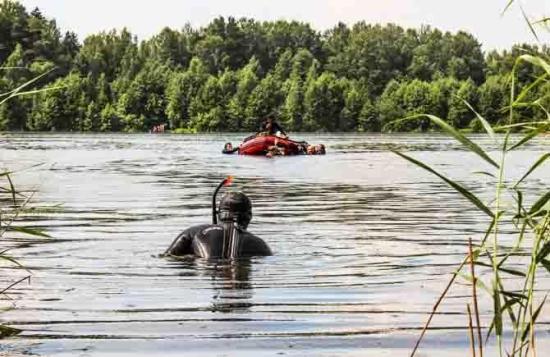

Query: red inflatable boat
[[239, 135, 304, 156]]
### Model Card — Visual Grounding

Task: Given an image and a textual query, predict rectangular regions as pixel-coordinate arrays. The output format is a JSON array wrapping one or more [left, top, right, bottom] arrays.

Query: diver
[[222, 142, 239, 154], [258, 116, 287, 137], [306, 143, 326, 155], [164, 177, 272, 259]]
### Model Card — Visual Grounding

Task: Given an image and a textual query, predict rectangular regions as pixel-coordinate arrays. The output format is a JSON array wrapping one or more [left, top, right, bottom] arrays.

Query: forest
[[0, 0, 548, 133]]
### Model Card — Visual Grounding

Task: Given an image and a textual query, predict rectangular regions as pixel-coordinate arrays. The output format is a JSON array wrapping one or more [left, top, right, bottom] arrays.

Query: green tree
[[0, 44, 31, 130], [378, 79, 441, 131], [358, 98, 380, 131], [245, 73, 284, 130], [340, 83, 364, 131], [99, 103, 122, 131], [116, 60, 171, 131], [226, 57, 259, 130], [0, 2, 543, 134], [164, 57, 208, 130], [188, 75, 223, 131], [303, 72, 345, 131], [477, 74, 509, 125], [282, 76, 305, 131]]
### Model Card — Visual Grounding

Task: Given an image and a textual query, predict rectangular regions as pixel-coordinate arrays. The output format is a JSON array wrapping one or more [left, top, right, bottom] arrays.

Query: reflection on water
[[0, 132, 548, 356], [170, 258, 254, 313]]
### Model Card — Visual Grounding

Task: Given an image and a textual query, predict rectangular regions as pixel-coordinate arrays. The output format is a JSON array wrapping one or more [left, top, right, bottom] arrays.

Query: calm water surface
[[0, 132, 549, 356]]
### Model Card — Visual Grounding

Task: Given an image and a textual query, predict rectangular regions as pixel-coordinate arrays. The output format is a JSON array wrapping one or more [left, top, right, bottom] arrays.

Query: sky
[[18, 0, 550, 51]]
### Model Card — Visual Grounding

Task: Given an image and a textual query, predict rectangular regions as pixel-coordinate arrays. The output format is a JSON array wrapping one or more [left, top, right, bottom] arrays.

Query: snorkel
[[212, 176, 233, 224]]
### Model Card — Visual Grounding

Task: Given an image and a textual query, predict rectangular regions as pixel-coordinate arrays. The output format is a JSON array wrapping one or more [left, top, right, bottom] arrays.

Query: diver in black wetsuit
[[259, 117, 287, 137], [222, 142, 239, 154], [164, 179, 272, 259]]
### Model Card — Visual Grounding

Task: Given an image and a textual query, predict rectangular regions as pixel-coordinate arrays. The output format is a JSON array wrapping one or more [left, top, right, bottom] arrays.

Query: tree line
[[0, 0, 548, 133]]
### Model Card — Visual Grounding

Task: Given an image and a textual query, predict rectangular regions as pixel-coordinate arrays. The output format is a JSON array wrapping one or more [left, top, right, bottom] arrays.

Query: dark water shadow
[[165, 257, 254, 314]]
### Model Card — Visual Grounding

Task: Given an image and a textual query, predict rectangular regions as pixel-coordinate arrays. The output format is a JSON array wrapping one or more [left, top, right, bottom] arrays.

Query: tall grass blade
[[520, 296, 547, 342], [474, 261, 525, 277], [392, 150, 495, 217], [513, 73, 548, 105], [411, 215, 495, 356], [528, 191, 550, 215], [5, 174, 16, 206], [492, 282, 503, 338], [2, 86, 66, 100], [410, 255, 471, 357], [501, 0, 515, 16], [497, 218, 527, 268], [532, 17, 550, 25], [517, 55, 550, 76], [461, 99, 495, 140], [536, 241, 550, 263], [0, 66, 27, 70], [0, 67, 56, 105], [520, 5, 539, 41], [513, 152, 550, 188], [0, 255, 31, 273], [487, 288, 523, 343], [503, 131, 511, 152], [507, 128, 547, 152], [0, 276, 30, 295], [516, 191, 524, 221], [393, 115, 499, 168], [500, 291, 528, 301], [514, 153, 550, 188], [494, 121, 549, 131], [468, 238, 483, 357], [8, 226, 51, 238], [458, 272, 492, 293], [541, 259, 550, 273]]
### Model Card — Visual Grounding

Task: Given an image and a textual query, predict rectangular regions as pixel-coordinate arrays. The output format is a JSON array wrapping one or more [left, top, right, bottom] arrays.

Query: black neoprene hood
[[218, 192, 252, 227]]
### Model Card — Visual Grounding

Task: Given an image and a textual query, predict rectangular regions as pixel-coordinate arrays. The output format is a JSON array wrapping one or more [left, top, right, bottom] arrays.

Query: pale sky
[[18, 0, 550, 50]]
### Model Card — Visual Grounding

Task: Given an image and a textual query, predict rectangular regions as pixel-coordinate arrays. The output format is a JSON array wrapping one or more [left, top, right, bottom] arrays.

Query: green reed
[[395, 52, 549, 356], [0, 169, 54, 338], [0, 66, 57, 338]]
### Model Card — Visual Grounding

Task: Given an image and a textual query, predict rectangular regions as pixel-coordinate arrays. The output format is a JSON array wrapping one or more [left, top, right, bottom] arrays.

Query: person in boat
[[222, 142, 239, 154], [259, 117, 287, 138], [163, 178, 272, 259]]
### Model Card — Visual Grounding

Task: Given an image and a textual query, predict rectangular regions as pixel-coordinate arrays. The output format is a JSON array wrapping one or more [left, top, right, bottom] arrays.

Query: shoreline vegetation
[[398, 2, 550, 356], [0, 0, 548, 134], [0, 169, 51, 339]]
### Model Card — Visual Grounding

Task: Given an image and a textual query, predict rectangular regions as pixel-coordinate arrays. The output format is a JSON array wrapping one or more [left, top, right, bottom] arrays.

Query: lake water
[[0, 132, 549, 356]]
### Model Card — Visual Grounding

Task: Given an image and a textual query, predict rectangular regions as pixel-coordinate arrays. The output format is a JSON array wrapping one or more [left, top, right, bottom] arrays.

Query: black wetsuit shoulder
[[165, 224, 272, 258], [164, 224, 211, 256], [238, 231, 272, 256]]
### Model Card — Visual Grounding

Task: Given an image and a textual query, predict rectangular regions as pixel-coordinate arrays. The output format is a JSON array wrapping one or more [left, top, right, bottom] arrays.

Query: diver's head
[[224, 142, 233, 151], [317, 144, 326, 155], [218, 191, 252, 229]]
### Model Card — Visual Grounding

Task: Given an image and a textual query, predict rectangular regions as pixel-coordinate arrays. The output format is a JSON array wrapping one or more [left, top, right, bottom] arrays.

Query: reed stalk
[[399, 13, 550, 353], [467, 304, 477, 357]]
